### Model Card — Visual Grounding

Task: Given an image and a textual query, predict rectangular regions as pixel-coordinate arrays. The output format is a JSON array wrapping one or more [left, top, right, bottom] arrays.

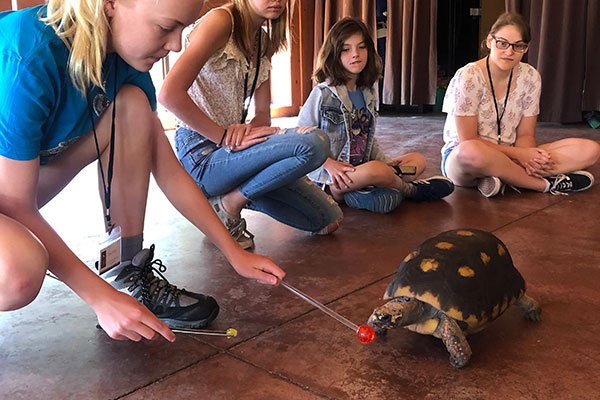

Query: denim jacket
[[298, 82, 390, 185]]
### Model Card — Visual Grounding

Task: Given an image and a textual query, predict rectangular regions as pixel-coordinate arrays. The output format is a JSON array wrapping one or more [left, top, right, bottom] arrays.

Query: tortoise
[[368, 229, 541, 368]]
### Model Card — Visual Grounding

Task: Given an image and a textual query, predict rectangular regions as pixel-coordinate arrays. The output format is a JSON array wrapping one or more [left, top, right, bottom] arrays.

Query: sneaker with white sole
[[343, 186, 403, 213], [209, 195, 254, 249], [546, 171, 594, 195], [477, 176, 504, 197], [102, 245, 219, 329], [405, 176, 455, 202]]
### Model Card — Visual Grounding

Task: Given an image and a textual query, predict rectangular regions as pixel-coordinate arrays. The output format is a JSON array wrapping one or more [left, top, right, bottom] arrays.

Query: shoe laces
[[138, 245, 182, 307], [411, 178, 430, 185], [549, 174, 571, 195]]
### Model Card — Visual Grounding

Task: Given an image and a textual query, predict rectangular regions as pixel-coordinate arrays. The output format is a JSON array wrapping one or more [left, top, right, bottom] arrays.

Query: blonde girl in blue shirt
[[0, 0, 285, 343]]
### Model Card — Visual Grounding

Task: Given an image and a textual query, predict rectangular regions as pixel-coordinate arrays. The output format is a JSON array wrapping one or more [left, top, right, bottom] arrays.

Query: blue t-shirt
[[0, 6, 157, 162], [347, 89, 371, 166]]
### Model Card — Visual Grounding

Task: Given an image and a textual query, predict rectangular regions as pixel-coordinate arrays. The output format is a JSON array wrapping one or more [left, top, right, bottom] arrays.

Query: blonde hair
[[230, 0, 291, 58], [43, 0, 110, 95]]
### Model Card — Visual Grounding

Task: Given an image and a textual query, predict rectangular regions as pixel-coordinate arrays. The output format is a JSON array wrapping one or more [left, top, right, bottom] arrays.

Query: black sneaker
[[546, 171, 594, 195], [102, 245, 219, 329], [408, 176, 455, 202]]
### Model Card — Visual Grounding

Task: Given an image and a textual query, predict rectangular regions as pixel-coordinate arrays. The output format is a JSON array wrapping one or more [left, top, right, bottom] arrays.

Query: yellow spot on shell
[[446, 307, 464, 321], [416, 291, 442, 311], [458, 266, 475, 277], [464, 314, 480, 327], [500, 296, 509, 312], [387, 285, 414, 300], [403, 251, 418, 263], [457, 230, 474, 236], [491, 304, 500, 319], [435, 242, 454, 250], [420, 258, 439, 272], [497, 244, 506, 256], [467, 316, 489, 334], [480, 252, 491, 264]]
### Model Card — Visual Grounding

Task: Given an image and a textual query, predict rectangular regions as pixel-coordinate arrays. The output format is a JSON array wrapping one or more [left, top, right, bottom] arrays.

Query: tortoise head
[[368, 298, 411, 335]]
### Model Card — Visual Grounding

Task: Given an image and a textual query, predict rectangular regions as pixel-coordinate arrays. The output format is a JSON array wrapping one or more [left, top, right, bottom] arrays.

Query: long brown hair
[[313, 17, 382, 88]]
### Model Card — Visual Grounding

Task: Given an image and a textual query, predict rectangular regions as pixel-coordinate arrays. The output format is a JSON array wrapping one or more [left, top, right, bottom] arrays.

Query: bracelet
[[218, 128, 227, 147]]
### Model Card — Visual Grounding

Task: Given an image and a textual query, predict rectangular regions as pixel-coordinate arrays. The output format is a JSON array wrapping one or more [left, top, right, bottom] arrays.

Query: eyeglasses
[[492, 36, 528, 53]]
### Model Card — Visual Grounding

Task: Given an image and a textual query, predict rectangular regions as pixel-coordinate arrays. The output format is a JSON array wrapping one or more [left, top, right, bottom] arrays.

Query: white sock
[[543, 178, 551, 193]]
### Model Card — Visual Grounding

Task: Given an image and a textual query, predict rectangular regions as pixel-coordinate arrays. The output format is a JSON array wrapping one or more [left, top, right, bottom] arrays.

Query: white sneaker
[[477, 176, 504, 197], [208, 196, 254, 249]]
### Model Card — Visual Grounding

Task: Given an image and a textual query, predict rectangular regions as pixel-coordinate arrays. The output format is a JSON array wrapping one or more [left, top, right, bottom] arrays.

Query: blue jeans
[[175, 127, 342, 233], [440, 146, 454, 178]]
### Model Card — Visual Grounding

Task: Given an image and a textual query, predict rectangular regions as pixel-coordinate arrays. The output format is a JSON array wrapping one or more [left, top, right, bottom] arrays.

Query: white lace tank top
[[175, 7, 272, 131]]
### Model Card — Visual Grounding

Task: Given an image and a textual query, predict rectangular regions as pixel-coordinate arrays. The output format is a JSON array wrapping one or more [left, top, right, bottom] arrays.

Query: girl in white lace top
[[441, 12, 600, 197], [160, 1, 342, 249]]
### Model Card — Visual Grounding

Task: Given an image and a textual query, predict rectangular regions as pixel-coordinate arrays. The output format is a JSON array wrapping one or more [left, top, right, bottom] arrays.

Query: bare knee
[[585, 140, 600, 166], [398, 152, 426, 174], [360, 160, 397, 185], [0, 219, 49, 311], [453, 141, 489, 171], [115, 84, 158, 141]]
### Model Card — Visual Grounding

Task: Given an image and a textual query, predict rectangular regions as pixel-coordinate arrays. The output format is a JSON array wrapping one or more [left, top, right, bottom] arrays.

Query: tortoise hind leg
[[434, 313, 472, 368], [516, 294, 542, 322]]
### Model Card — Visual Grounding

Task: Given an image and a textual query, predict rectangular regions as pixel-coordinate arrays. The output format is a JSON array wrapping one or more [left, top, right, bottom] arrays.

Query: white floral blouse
[[441, 62, 541, 155], [175, 7, 272, 131]]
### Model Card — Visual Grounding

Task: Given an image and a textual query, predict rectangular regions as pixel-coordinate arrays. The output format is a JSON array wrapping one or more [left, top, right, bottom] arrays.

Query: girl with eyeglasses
[[440, 12, 600, 197]]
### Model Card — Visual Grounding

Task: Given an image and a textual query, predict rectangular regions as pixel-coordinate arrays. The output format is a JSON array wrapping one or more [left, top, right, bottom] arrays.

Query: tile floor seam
[[112, 350, 224, 400], [221, 350, 336, 399], [489, 196, 571, 234]]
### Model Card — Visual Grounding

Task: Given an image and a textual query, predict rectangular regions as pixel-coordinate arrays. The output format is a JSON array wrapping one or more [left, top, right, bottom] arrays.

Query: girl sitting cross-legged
[[297, 17, 454, 214]]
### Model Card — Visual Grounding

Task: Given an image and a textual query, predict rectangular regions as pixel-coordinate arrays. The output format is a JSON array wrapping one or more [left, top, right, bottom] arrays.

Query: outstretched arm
[[149, 116, 285, 285], [0, 155, 175, 342]]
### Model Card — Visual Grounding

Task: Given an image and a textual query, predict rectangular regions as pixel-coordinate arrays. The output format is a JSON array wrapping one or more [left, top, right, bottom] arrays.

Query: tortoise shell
[[384, 229, 525, 333]]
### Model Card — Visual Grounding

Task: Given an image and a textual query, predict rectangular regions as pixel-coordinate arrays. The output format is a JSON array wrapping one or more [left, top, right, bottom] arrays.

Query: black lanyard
[[486, 56, 513, 144], [240, 30, 262, 124], [87, 56, 117, 232]]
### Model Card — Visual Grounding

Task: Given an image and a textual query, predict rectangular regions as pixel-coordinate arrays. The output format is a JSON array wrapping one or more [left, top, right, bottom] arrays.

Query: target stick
[[280, 280, 374, 343], [171, 327, 238, 338]]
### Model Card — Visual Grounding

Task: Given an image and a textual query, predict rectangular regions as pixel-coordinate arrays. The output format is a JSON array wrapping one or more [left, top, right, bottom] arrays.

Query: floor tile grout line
[[113, 351, 223, 400], [222, 350, 336, 399], [489, 196, 570, 234]]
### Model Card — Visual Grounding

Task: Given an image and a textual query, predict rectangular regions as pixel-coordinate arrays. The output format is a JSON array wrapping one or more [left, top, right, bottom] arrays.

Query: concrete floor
[[1, 114, 600, 399]]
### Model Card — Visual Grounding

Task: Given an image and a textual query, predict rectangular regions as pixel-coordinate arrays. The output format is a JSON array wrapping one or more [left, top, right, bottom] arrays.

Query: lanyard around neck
[[486, 56, 513, 144], [87, 56, 117, 232], [241, 30, 262, 124]]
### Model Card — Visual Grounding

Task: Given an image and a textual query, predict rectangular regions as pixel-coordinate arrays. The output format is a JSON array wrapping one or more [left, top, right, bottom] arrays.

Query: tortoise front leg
[[516, 294, 542, 322], [434, 313, 472, 368]]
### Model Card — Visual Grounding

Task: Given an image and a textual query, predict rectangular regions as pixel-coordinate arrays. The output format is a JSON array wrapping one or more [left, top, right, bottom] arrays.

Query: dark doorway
[[437, 0, 481, 79]]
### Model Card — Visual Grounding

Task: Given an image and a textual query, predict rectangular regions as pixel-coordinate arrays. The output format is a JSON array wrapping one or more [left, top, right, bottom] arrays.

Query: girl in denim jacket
[[298, 18, 454, 214]]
